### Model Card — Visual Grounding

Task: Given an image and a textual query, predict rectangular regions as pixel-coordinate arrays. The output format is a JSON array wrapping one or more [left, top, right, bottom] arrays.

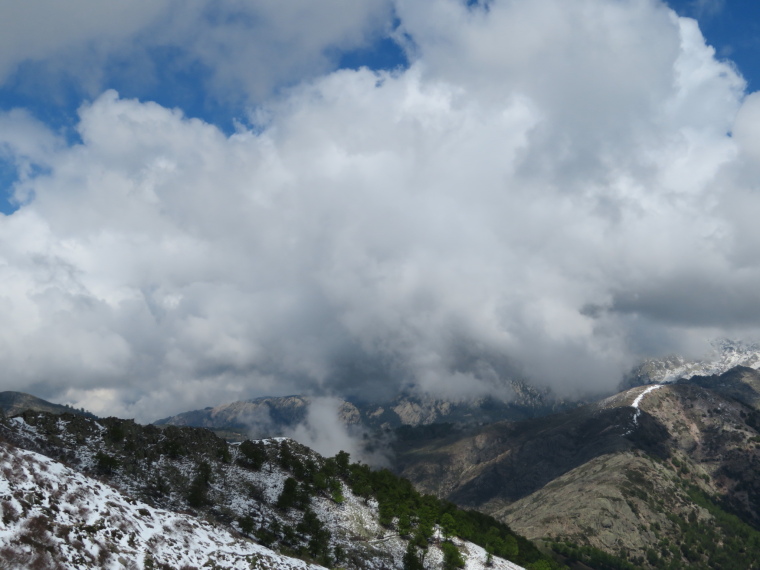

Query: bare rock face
[[391, 399, 453, 426]]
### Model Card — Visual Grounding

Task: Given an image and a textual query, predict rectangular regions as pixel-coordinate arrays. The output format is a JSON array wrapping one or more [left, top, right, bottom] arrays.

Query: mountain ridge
[[0, 408, 550, 569], [393, 370, 760, 567]]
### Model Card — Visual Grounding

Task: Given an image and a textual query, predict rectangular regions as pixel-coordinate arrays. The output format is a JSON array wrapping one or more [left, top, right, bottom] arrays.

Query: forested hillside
[[0, 409, 556, 569]]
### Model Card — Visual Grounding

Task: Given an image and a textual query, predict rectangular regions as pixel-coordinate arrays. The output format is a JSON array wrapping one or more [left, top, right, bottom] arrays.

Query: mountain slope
[[0, 410, 542, 570], [0, 439, 321, 569], [393, 373, 760, 568]]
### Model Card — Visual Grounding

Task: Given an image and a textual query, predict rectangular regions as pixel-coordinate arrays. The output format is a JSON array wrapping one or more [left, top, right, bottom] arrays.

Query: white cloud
[[0, 0, 758, 421], [285, 397, 388, 465], [0, 0, 394, 102]]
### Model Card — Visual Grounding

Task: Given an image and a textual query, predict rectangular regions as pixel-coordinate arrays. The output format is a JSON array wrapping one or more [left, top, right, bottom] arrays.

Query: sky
[[1, 0, 760, 422]]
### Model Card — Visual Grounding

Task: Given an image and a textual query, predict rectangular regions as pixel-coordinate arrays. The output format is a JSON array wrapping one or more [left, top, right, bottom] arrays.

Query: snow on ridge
[[631, 385, 663, 412], [641, 339, 760, 384], [619, 384, 663, 436], [0, 441, 325, 570]]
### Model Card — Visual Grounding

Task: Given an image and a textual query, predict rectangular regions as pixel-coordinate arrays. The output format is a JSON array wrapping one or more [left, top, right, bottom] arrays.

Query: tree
[[442, 541, 465, 570], [277, 477, 299, 510], [187, 461, 213, 508], [441, 513, 458, 541], [330, 478, 345, 503], [335, 450, 350, 477], [238, 440, 266, 470], [403, 542, 424, 570], [398, 512, 412, 537]]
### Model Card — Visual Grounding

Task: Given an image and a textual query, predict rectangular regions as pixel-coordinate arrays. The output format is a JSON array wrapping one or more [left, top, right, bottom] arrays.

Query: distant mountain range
[[5, 340, 760, 568], [154, 339, 760, 442], [153, 381, 572, 443]]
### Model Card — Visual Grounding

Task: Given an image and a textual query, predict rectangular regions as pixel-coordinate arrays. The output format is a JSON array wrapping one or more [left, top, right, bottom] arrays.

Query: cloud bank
[[1, 0, 759, 421]]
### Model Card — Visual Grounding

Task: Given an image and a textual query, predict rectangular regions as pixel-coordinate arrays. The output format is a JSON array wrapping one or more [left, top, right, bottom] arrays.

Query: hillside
[[0, 391, 95, 419], [394, 370, 760, 568], [0, 440, 323, 569], [0, 409, 552, 570]]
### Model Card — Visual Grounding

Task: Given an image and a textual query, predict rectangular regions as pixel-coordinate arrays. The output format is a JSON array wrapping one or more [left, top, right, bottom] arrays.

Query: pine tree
[[403, 542, 424, 570]]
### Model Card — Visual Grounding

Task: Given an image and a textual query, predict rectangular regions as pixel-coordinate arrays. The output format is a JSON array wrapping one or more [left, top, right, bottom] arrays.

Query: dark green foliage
[[276, 476, 311, 511], [217, 442, 231, 463], [281, 524, 298, 546], [296, 509, 323, 537], [237, 440, 267, 470], [442, 541, 465, 569], [398, 512, 412, 537], [329, 478, 344, 503], [95, 451, 119, 474], [238, 515, 254, 535], [277, 477, 300, 511], [278, 443, 295, 471], [277, 508, 333, 566], [335, 450, 350, 477], [552, 542, 637, 570], [255, 523, 278, 548], [105, 422, 125, 443], [187, 461, 213, 508], [333, 544, 345, 565], [403, 542, 424, 570], [313, 470, 328, 491], [292, 456, 314, 481], [654, 485, 760, 570], [441, 513, 457, 540], [341, 459, 551, 567], [145, 472, 170, 499]]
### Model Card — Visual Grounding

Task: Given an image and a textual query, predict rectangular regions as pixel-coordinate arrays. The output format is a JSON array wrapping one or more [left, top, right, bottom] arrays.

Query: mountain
[[0, 409, 552, 570], [155, 382, 574, 441], [393, 367, 760, 568], [625, 338, 760, 387], [0, 390, 95, 418]]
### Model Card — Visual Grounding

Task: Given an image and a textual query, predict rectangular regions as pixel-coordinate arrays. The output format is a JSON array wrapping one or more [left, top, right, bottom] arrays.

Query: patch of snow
[[622, 384, 663, 435], [0, 441, 326, 570]]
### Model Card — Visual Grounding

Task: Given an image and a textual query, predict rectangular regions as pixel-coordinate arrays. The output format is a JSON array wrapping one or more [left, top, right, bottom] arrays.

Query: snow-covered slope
[[629, 338, 760, 385], [0, 440, 324, 570], [0, 413, 527, 570]]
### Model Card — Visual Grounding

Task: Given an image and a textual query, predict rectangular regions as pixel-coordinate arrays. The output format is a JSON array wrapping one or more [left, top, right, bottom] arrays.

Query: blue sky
[[0, 0, 756, 215], [668, 0, 760, 89], [1, 0, 760, 420]]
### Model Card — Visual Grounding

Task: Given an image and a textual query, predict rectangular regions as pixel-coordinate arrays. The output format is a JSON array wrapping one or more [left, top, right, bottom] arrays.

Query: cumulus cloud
[[0, 0, 759, 421], [0, 0, 393, 103]]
